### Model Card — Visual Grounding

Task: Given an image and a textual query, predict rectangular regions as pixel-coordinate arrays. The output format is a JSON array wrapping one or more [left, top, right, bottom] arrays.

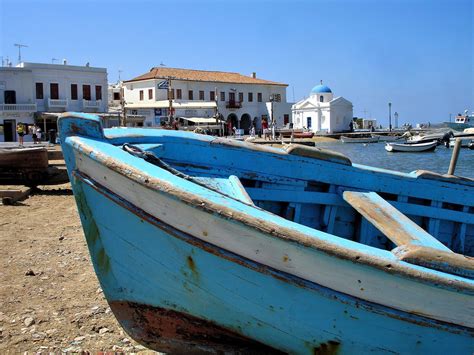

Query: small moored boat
[[59, 113, 474, 354], [371, 134, 404, 142], [385, 140, 438, 152], [340, 135, 379, 143]]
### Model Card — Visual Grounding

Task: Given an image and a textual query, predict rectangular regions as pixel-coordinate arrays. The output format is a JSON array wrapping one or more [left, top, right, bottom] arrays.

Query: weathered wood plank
[[393, 245, 474, 279], [0, 186, 31, 205], [343, 191, 452, 252]]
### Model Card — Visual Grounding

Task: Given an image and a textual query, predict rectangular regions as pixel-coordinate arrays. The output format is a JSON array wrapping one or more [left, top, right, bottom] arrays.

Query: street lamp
[[394, 112, 399, 129], [388, 102, 392, 131]]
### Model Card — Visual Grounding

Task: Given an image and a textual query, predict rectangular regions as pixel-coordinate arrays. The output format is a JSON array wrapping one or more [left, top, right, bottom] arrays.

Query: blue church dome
[[311, 84, 332, 94]]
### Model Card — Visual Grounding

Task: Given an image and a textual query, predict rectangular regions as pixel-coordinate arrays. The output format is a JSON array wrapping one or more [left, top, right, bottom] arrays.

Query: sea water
[[316, 141, 474, 179]]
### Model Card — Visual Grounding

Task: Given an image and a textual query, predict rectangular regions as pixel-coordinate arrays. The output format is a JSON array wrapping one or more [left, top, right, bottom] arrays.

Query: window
[[50, 83, 59, 100], [148, 89, 153, 100], [199, 90, 204, 100], [220, 92, 225, 101], [95, 85, 102, 100], [210, 91, 215, 101], [188, 90, 193, 100], [284, 114, 289, 125], [257, 93, 262, 102], [248, 92, 253, 102], [307, 117, 312, 128], [139, 90, 144, 101], [176, 89, 182, 99], [35, 83, 43, 99], [71, 84, 78, 100], [4, 90, 16, 104], [239, 92, 243, 102], [229, 92, 235, 102], [320, 95, 324, 103], [83, 85, 91, 100], [113, 92, 120, 100]]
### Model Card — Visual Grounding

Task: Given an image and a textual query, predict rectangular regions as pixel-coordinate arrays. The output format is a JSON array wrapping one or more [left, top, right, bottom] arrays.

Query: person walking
[[30, 124, 38, 144], [262, 118, 269, 140], [16, 122, 26, 146], [36, 127, 42, 143]]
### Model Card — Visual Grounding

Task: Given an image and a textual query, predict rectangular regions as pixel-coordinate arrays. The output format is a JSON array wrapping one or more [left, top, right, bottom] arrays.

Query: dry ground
[[0, 183, 158, 353]]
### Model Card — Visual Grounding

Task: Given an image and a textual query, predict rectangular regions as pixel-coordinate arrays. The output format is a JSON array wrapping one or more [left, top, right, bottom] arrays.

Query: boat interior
[[102, 130, 474, 274]]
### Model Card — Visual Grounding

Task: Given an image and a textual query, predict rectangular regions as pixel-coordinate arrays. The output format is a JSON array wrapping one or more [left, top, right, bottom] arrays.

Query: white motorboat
[[385, 141, 437, 152], [449, 138, 474, 148]]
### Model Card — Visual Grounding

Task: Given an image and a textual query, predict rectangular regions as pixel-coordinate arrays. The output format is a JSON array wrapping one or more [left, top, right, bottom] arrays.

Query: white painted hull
[[340, 136, 379, 143], [385, 141, 437, 152]]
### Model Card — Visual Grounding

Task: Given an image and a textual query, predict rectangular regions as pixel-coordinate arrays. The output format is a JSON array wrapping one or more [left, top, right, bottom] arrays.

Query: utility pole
[[14, 43, 28, 64], [120, 83, 127, 127], [388, 102, 392, 131], [270, 94, 275, 140], [167, 77, 174, 126]]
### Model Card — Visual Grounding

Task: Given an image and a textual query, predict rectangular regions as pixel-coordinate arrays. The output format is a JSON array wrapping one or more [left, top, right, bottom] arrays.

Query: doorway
[[3, 119, 16, 142]]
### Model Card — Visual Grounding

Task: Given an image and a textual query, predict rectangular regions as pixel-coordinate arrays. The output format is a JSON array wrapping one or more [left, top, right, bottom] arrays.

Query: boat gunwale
[[66, 135, 474, 294]]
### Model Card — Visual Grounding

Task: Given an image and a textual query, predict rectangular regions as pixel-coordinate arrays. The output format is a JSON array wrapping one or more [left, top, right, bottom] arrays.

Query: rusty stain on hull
[[108, 300, 284, 354]]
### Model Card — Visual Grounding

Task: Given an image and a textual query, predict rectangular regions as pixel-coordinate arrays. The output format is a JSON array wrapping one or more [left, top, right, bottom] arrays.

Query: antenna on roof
[[52, 58, 58, 64], [160, 61, 166, 67], [14, 43, 28, 64], [320, 79, 323, 85], [118, 70, 123, 82]]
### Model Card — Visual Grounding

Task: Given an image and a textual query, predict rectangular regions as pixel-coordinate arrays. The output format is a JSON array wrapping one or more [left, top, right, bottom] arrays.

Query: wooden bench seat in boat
[[343, 191, 474, 278]]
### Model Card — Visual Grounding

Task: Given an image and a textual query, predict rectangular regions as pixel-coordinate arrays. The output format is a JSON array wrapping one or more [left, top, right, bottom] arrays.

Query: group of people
[[16, 122, 42, 146]]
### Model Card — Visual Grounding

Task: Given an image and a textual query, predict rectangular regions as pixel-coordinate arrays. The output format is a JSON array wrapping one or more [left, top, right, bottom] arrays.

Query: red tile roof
[[125, 67, 288, 86]]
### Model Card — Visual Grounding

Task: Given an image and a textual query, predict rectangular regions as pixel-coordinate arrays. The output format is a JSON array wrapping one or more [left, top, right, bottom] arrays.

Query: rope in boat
[[121, 143, 255, 206]]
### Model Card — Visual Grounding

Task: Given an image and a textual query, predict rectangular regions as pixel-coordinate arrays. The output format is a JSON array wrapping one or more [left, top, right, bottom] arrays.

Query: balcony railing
[[226, 100, 242, 109], [0, 103, 37, 112], [83, 99, 101, 109], [47, 98, 68, 108]]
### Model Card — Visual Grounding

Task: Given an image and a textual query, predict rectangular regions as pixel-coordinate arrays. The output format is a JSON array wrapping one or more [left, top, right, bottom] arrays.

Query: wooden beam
[[343, 191, 452, 252]]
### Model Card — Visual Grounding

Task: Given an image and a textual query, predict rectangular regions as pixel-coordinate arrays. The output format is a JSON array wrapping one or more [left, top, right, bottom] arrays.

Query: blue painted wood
[[58, 113, 474, 353], [76, 175, 474, 354]]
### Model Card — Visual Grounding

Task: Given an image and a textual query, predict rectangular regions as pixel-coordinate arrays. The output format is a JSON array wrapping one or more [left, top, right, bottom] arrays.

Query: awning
[[180, 117, 224, 124], [125, 100, 217, 109]]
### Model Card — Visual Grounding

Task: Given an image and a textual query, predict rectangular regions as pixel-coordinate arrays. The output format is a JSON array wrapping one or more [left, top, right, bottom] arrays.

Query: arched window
[[319, 95, 324, 103]]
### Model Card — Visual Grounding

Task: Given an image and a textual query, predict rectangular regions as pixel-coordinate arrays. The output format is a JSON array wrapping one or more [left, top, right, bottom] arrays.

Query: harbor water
[[316, 141, 474, 179]]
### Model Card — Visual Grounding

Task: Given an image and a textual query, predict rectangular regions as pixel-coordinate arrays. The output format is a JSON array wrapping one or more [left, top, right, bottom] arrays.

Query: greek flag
[[157, 80, 169, 89]]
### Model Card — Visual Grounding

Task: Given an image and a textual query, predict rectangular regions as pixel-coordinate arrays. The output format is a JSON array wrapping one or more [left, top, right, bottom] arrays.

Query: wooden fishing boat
[[385, 140, 438, 152], [340, 135, 379, 143], [371, 134, 403, 142], [293, 131, 314, 138], [59, 112, 474, 354]]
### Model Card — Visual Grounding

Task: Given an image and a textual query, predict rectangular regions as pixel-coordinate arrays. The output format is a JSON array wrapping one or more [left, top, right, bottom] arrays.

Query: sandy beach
[[0, 183, 157, 353]]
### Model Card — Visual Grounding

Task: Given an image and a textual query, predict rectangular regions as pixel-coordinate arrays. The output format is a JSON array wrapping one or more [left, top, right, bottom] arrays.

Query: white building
[[122, 67, 291, 133], [0, 61, 107, 142], [292, 82, 353, 134]]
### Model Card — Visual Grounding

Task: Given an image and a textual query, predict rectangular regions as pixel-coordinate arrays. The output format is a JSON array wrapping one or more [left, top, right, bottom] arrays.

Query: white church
[[291, 82, 353, 133]]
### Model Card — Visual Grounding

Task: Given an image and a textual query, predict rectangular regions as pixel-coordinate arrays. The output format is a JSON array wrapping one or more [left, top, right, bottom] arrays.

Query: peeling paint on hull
[[109, 301, 283, 354]]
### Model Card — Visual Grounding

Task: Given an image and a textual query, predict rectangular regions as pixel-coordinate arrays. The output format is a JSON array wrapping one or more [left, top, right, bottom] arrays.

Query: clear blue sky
[[1, 0, 472, 125]]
